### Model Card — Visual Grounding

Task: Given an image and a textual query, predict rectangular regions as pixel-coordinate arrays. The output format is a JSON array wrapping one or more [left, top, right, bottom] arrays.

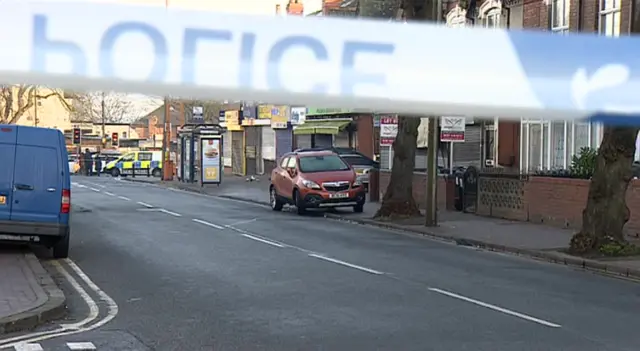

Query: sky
[[83, 0, 324, 121]]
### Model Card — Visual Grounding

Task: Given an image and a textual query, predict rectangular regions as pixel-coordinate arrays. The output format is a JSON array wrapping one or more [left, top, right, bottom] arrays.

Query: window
[[599, 0, 621, 36], [340, 155, 376, 167], [121, 153, 135, 162], [483, 8, 502, 28], [298, 155, 349, 173], [551, 0, 569, 33], [123, 132, 127, 139], [286, 157, 297, 169], [137, 152, 152, 161], [521, 119, 602, 172], [280, 157, 289, 168]]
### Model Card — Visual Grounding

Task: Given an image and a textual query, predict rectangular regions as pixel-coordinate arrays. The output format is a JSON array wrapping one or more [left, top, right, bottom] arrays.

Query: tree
[[569, 126, 640, 254], [0, 85, 70, 124], [357, 0, 436, 218], [569, 0, 640, 255], [71, 91, 148, 123], [178, 100, 224, 124]]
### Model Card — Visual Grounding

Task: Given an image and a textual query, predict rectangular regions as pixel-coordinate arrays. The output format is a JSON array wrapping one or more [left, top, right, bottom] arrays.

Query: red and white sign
[[380, 115, 398, 146], [440, 116, 465, 142]]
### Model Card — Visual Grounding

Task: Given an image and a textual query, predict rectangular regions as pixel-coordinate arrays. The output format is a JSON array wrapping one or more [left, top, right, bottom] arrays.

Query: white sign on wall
[[440, 116, 466, 142]]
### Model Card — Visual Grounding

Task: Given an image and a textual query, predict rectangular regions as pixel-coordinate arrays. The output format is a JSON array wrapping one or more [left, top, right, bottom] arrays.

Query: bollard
[[368, 169, 380, 202]]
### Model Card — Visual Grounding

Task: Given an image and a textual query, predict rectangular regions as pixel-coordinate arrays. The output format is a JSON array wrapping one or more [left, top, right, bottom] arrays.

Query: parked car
[[294, 147, 379, 187], [270, 150, 366, 214], [68, 154, 80, 174], [0, 125, 71, 258]]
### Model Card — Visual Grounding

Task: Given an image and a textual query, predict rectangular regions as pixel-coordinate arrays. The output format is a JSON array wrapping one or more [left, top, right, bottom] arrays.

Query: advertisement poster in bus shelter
[[200, 136, 222, 184]]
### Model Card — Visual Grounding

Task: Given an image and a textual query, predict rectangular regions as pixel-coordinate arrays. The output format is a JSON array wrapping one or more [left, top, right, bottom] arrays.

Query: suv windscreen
[[299, 155, 350, 173]]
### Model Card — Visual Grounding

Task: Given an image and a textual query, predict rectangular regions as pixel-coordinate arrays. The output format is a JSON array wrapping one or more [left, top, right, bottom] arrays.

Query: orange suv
[[270, 150, 366, 215]]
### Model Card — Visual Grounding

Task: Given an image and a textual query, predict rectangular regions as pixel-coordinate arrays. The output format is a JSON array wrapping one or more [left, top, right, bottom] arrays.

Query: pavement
[[3, 175, 640, 350], [0, 248, 65, 334], [123, 174, 640, 280]]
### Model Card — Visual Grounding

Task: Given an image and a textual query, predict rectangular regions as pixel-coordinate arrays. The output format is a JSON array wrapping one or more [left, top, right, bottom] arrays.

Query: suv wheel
[[294, 189, 306, 215], [111, 168, 120, 177], [270, 186, 283, 211], [353, 203, 364, 213]]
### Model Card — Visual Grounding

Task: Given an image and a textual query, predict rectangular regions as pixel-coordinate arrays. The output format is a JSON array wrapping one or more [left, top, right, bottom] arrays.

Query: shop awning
[[293, 120, 351, 135]]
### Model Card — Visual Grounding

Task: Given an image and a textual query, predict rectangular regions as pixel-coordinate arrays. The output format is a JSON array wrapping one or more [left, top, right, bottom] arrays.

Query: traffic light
[[72, 128, 81, 145], [111, 132, 119, 146]]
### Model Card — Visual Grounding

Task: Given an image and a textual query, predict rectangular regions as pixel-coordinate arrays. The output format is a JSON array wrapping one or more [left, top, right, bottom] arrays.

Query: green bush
[[569, 147, 597, 179]]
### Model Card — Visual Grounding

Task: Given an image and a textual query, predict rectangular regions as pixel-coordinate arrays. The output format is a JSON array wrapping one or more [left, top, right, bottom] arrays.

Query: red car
[[270, 150, 366, 215]]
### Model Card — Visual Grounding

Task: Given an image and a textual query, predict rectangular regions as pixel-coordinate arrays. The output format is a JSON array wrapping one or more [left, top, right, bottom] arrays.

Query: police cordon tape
[[0, 0, 639, 121]]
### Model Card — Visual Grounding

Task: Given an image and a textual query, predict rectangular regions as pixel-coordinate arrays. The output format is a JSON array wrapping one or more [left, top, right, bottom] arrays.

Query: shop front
[[293, 108, 356, 148], [241, 103, 263, 175], [270, 105, 292, 169], [225, 110, 245, 176]]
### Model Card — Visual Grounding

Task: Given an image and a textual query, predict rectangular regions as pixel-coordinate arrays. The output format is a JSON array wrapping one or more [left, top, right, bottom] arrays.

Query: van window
[[121, 153, 135, 162], [138, 152, 152, 161]]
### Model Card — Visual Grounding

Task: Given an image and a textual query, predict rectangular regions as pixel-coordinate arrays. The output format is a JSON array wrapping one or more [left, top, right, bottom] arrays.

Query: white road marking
[[308, 254, 383, 275], [427, 287, 561, 328], [103, 191, 115, 196], [0, 260, 119, 349], [159, 209, 181, 217], [226, 218, 258, 227], [85, 182, 105, 188], [117, 196, 131, 201], [241, 234, 284, 247], [66, 342, 96, 350], [12, 343, 43, 351], [192, 219, 225, 229], [88, 187, 100, 192], [53, 262, 100, 330], [136, 201, 153, 208]]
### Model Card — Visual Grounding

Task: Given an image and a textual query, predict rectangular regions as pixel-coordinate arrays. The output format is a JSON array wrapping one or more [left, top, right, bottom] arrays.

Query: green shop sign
[[306, 107, 357, 116]]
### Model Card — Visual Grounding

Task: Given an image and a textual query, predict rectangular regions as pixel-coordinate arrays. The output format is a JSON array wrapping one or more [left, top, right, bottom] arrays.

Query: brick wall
[[378, 170, 447, 210], [391, 172, 640, 235], [521, 178, 640, 235]]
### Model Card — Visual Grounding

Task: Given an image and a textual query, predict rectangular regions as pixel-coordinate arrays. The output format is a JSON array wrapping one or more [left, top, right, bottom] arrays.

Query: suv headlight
[[353, 179, 362, 187], [301, 179, 321, 189]]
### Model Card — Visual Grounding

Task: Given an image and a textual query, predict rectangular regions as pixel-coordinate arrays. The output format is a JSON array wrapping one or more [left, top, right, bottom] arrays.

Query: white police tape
[[0, 0, 639, 121]]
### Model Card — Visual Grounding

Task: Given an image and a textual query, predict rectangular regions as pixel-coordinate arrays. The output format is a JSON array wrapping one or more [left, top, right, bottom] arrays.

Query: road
[[4, 175, 640, 350]]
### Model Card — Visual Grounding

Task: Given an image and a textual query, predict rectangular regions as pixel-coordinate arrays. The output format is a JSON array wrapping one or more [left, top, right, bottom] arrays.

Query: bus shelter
[[177, 124, 225, 185]]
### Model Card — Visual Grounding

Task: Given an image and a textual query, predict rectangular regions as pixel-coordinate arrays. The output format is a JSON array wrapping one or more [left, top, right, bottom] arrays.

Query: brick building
[[446, 0, 629, 171]]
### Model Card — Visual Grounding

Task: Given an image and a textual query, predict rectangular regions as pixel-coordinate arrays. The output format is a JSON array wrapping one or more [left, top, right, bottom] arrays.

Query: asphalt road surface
[[5, 175, 640, 351]]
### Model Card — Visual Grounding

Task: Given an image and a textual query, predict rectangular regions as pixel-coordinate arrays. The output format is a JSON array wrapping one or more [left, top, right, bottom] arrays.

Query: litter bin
[[445, 171, 465, 211]]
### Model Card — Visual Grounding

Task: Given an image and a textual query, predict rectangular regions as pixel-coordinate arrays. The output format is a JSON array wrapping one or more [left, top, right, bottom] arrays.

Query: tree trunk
[[374, 116, 422, 218], [569, 126, 640, 254]]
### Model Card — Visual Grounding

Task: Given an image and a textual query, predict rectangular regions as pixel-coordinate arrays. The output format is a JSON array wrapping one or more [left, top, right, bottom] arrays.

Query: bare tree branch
[[0, 85, 72, 124], [71, 91, 143, 124]]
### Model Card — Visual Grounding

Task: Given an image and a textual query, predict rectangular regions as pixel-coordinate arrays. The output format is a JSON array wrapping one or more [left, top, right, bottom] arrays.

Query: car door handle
[[14, 184, 34, 191], [47, 188, 56, 192]]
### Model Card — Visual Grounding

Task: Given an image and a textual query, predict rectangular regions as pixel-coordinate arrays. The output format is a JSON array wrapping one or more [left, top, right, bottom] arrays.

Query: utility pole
[[425, 0, 442, 227], [162, 97, 171, 180], [101, 91, 106, 150], [33, 87, 38, 127]]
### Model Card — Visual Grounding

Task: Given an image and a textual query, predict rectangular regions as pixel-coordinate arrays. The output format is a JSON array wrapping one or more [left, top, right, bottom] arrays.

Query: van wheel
[[294, 189, 306, 215], [152, 168, 162, 177], [52, 232, 70, 259], [111, 168, 120, 177]]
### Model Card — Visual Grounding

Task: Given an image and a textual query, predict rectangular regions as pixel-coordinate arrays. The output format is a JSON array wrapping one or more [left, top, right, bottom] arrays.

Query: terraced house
[[446, 0, 630, 171]]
